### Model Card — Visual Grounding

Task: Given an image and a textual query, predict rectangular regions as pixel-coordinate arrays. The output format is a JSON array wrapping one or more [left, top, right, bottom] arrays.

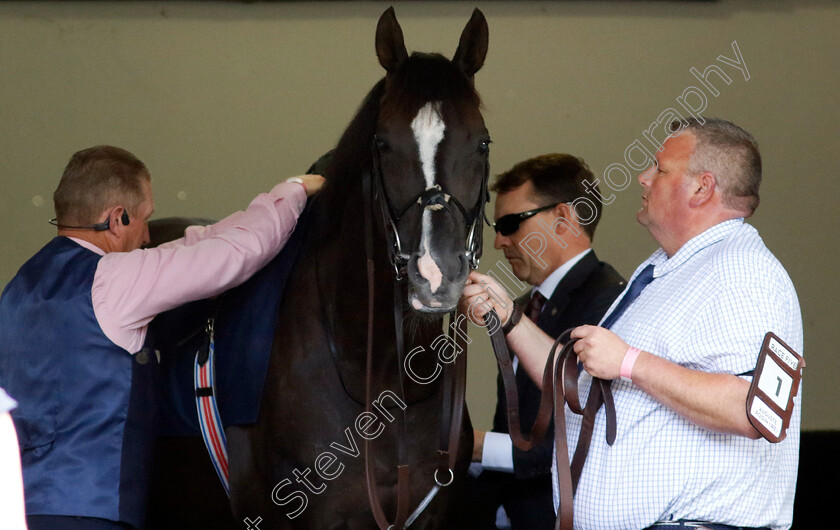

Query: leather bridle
[[370, 136, 490, 280], [357, 133, 490, 528]]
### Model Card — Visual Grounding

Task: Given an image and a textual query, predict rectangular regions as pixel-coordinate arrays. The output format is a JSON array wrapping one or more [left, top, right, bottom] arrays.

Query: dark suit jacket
[[479, 250, 625, 529]]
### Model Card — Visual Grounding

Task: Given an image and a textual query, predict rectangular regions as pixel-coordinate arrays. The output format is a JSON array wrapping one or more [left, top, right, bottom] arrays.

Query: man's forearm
[[506, 317, 556, 386], [631, 350, 761, 439]]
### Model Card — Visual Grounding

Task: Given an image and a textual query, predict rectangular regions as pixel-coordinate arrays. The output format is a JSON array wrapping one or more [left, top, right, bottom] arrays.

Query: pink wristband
[[620, 347, 642, 382]]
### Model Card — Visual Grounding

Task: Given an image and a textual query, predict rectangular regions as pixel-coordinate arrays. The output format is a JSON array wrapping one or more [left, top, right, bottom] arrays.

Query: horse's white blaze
[[412, 102, 445, 187], [412, 102, 446, 295], [417, 216, 443, 294]]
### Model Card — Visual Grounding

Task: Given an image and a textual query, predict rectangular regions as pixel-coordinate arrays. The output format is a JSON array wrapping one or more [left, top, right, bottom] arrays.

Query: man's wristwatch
[[502, 303, 524, 335]]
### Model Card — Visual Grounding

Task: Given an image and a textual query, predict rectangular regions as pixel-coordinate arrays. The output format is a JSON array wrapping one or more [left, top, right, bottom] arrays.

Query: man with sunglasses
[[461, 119, 802, 530], [459, 153, 625, 530]]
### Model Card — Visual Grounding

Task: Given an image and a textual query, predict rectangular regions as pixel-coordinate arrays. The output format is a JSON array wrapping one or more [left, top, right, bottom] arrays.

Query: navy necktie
[[600, 263, 655, 330]]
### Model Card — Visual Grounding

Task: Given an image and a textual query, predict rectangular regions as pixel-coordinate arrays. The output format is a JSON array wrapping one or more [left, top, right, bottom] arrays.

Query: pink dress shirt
[[70, 181, 307, 354]]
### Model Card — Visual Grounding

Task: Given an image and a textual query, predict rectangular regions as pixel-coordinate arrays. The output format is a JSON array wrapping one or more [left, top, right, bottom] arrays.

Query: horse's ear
[[453, 8, 489, 78], [376, 6, 408, 73]]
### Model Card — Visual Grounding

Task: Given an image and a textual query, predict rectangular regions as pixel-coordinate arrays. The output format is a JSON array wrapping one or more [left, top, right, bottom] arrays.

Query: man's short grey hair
[[53, 145, 150, 226], [670, 117, 762, 216]]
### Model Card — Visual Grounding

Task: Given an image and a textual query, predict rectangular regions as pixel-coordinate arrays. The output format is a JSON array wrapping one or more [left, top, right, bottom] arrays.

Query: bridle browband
[[370, 135, 490, 280]]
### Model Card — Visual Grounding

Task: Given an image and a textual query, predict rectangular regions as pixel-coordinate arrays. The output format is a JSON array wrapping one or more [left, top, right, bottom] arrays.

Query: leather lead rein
[[361, 170, 469, 529], [485, 312, 617, 530]]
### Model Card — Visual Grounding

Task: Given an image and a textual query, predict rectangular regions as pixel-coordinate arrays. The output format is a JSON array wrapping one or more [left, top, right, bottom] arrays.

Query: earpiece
[[49, 218, 111, 231], [48, 208, 130, 231]]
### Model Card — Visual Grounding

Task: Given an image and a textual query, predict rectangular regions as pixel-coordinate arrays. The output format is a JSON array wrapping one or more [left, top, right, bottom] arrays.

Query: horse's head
[[372, 7, 490, 314]]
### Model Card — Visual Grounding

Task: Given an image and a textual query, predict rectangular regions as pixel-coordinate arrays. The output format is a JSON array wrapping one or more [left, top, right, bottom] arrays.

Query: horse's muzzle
[[406, 253, 468, 313]]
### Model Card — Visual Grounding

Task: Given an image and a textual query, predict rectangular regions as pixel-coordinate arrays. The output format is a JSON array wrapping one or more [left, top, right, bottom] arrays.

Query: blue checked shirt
[[553, 219, 803, 529]]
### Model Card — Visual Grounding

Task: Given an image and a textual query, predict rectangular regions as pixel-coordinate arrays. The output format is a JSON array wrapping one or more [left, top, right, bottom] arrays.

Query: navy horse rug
[[152, 204, 312, 436], [145, 196, 316, 529]]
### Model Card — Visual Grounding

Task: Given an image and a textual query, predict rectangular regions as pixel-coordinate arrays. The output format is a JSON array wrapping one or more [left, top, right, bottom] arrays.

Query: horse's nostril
[[455, 254, 469, 279]]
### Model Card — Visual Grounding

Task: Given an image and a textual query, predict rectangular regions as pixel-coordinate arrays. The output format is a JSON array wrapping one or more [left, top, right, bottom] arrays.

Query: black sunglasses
[[493, 203, 560, 236]]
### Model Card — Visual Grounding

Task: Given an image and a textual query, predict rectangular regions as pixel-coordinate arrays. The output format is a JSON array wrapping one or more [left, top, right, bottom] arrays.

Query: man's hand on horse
[[286, 174, 326, 197], [570, 325, 630, 380], [459, 271, 514, 327]]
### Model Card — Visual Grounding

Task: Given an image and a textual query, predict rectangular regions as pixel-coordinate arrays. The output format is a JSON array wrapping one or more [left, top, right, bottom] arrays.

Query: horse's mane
[[310, 52, 482, 244], [323, 80, 385, 202]]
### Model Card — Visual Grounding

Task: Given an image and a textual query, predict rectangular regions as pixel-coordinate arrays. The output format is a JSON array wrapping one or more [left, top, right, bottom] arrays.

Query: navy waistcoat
[[0, 237, 158, 528]]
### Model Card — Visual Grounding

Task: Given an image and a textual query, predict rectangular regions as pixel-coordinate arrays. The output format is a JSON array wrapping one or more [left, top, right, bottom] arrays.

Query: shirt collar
[[66, 236, 106, 256], [536, 248, 592, 298], [645, 218, 743, 278]]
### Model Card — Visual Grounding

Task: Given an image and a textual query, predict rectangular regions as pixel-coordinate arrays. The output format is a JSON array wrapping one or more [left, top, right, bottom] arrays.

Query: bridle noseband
[[370, 135, 490, 280]]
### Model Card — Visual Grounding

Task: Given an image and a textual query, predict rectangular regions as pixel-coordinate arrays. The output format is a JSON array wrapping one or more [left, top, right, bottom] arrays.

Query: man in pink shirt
[[0, 145, 323, 530]]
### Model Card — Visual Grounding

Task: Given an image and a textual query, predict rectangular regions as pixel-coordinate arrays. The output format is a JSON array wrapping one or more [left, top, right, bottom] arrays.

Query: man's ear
[[551, 203, 570, 234], [552, 203, 584, 238], [105, 207, 124, 235], [689, 172, 717, 208]]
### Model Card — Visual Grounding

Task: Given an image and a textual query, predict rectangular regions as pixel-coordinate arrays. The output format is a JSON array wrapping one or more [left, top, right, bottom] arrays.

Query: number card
[[746, 332, 804, 443]]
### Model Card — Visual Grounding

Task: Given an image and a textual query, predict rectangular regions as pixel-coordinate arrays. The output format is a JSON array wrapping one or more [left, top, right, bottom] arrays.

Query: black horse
[[224, 7, 491, 529]]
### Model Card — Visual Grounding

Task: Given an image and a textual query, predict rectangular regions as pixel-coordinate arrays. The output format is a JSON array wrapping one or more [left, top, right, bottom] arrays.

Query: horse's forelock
[[381, 52, 481, 118], [313, 52, 482, 243], [325, 53, 478, 184]]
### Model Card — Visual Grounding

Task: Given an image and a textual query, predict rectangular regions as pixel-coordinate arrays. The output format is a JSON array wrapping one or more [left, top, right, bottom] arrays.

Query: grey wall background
[[1, 1, 837, 431]]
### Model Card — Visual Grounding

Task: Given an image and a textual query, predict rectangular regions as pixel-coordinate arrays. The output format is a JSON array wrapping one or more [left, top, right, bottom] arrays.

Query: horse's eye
[[478, 139, 491, 154], [374, 136, 389, 151]]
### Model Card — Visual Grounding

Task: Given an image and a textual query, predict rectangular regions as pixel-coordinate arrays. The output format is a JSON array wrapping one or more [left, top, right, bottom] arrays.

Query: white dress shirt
[[553, 220, 802, 529]]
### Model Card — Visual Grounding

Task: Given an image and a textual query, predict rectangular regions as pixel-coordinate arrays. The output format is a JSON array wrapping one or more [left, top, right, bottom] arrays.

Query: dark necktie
[[525, 290, 547, 323], [600, 263, 655, 330]]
